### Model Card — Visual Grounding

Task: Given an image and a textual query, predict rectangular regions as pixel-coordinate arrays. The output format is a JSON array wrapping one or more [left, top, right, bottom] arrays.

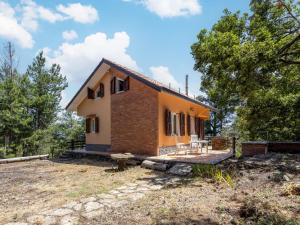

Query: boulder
[[141, 160, 168, 171], [167, 163, 192, 176]]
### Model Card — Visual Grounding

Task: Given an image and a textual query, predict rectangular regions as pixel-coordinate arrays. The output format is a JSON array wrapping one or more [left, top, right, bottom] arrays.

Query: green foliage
[[192, 164, 235, 188], [26, 52, 67, 130], [191, 0, 300, 141], [0, 43, 84, 157]]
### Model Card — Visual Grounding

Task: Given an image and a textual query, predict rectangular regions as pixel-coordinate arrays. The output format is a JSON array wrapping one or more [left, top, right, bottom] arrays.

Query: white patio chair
[[190, 135, 199, 149]]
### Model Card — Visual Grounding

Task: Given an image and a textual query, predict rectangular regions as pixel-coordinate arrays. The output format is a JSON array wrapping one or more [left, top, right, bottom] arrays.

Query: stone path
[[5, 176, 182, 225]]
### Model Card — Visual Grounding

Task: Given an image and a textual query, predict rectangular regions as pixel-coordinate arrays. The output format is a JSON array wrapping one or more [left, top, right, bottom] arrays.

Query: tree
[[26, 52, 67, 130], [0, 42, 31, 151], [191, 0, 300, 140]]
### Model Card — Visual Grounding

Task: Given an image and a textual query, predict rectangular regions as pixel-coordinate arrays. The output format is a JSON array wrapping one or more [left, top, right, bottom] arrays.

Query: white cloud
[[57, 3, 99, 24], [150, 66, 180, 89], [44, 31, 138, 83], [19, 0, 65, 31], [0, 1, 34, 48], [124, 0, 202, 18], [62, 30, 78, 41]]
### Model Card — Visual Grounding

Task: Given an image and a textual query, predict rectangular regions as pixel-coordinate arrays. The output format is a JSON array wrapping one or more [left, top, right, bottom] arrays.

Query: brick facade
[[111, 68, 159, 156]]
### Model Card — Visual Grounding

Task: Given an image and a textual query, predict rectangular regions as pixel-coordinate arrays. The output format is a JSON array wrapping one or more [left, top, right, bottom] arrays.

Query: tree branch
[[279, 58, 300, 64], [278, 33, 300, 54]]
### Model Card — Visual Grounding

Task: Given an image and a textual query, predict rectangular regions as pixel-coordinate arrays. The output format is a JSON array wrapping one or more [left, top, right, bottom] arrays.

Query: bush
[[0, 147, 6, 158]]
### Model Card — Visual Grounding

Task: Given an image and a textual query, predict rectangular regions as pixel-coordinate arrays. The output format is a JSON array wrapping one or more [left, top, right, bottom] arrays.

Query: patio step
[[141, 160, 168, 171]]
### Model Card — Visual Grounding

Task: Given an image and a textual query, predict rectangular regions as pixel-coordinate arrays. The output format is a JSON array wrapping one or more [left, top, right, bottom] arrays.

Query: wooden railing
[[67, 139, 85, 150]]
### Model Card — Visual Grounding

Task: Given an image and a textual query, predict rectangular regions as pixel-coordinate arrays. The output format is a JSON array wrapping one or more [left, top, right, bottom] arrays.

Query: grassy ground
[[0, 158, 153, 223], [1, 154, 299, 225]]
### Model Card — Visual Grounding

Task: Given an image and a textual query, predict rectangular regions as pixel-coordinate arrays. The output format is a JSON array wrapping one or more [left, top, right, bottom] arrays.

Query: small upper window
[[116, 78, 124, 93]]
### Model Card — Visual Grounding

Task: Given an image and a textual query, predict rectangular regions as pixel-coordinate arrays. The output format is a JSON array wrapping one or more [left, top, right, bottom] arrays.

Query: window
[[171, 113, 180, 136], [111, 76, 129, 94], [86, 117, 99, 133], [116, 78, 124, 93], [91, 118, 96, 133], [96, 83, 104, 98]]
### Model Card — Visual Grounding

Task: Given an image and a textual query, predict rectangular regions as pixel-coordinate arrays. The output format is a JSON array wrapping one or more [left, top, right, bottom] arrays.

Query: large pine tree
[[26, 52, 67, 130]]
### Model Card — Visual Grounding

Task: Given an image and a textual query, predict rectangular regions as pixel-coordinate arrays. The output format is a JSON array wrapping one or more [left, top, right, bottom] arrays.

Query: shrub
[[0, 147, 6, 158]]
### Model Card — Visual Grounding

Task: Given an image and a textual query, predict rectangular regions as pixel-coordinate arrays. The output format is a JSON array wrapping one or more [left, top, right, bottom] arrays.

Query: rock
[[27, 215, 45, 224], [283, 175, 290, 181], [126, 192, 145, 201], [43, 216, 57, 225], [126, 159, 141, 166], [63, 201, 77, 209], [167, 163, 192, 176], [60, 215, 79, 225], [84, 201, 103, 212], [141, 160, 168, 171], [73, 203, 82, 211], [82, 209, 104, 219], [80, 197, 96, 203], [110, 200, 128, 208], [49, 208, 73, 217]]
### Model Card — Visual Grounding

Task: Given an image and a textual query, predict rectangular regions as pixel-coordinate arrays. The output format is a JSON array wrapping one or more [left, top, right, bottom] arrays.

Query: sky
[[0, 0, 249, 107]]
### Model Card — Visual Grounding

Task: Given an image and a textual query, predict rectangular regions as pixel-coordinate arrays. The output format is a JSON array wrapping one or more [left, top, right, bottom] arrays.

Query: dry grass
[[0, 158, 153, 223]]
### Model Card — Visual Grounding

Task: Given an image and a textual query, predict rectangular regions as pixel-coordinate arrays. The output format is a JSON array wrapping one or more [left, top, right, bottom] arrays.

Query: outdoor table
[[111, 153, 133, 171], [198, 140, 209, 153]]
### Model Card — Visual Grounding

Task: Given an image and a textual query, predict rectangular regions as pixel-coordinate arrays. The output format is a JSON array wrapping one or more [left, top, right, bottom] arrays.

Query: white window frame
[[91, 118, 96, 133], [171, 112, 180, 136], [116, 78, 125, 94]]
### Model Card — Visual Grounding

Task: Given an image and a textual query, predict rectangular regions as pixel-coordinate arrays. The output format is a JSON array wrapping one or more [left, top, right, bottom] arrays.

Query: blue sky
[[0, 0, 249, 106]]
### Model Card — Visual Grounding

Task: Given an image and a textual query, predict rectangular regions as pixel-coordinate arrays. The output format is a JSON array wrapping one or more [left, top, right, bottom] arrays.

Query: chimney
[[185, 74, 189, 96]]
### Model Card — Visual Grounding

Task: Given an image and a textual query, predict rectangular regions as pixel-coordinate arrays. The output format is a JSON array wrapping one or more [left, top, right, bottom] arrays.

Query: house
[[66, 58, 216, 156]]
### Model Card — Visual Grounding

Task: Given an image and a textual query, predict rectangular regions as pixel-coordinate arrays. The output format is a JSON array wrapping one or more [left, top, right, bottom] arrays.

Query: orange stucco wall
[[158, 92, 210, 148], [77, 71, 111, 145]]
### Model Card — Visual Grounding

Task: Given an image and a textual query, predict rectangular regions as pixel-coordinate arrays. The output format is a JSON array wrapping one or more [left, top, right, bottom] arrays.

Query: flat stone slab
[[84, 201, 103, 212], [167, 163, 193, 176], [82, 209, 104, 219], [49, 208, 73, 217], [141, 160, 168, 171]]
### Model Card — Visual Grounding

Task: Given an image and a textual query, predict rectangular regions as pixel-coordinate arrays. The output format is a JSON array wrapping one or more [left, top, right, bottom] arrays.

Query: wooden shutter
[[124, 77, 130, 91], [100, 83, 104, 97], [199, 119, 205, 140], [195, 117, 200, 137], [87, 88, 94, 99], [86, 118, 91, 133], [110, 77, 116, 94], [165, 109, 171, 136], [179, 113, 185, 136], [187, 115, 191, 136], [95, 117, 99, 133]]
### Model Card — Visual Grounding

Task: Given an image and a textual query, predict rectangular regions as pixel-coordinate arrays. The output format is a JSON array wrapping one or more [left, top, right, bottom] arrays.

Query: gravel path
[[4, 176, 182, 225]]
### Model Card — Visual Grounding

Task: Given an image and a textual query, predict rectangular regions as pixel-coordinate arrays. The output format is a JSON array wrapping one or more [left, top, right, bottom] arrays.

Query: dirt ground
[[0, 158, 153, 224], [1, 154, 300, 225]]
